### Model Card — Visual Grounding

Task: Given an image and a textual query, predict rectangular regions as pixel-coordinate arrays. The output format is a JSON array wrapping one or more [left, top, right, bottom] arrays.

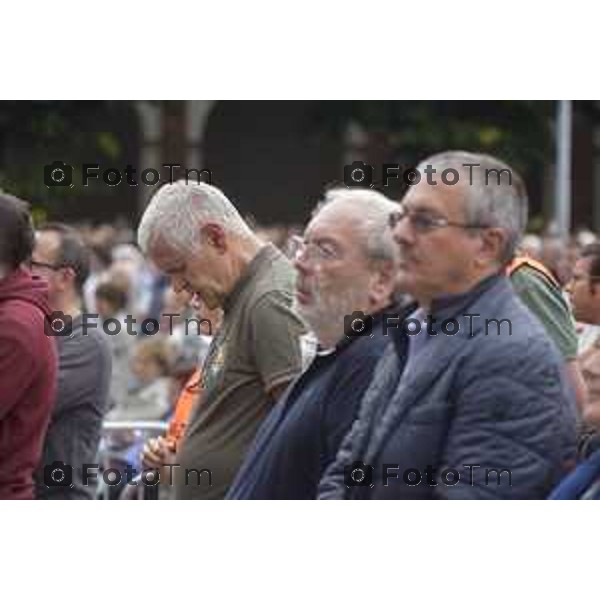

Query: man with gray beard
[[227, 188, 406, 499]]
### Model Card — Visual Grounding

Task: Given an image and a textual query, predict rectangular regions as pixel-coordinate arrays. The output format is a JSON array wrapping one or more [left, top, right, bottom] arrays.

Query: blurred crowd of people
[[60, 224, 219, 423]]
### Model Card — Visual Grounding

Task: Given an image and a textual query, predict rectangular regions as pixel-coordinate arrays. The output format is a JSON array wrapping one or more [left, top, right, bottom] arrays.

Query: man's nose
[[565, 279, 573, 295], [392, 213, 415, 247], [293, 250, 313, 275]]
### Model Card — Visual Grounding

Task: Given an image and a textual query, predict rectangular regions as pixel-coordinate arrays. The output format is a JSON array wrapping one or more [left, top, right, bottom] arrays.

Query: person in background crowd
[[102, 337, 174, 499], [569, 232, 600, 355], [95, 280, 135, 411], [507, 254, 587, 413], [319, 151, 577, 499], [0, 192, 58, 499], [541, 235, 574, 286], [110, 243, 156, 320], [159, 286, 213, 373], [83, 244, 112, 313], [227, 188, 404, 499], [566, 243, 600, 455], [31, 223, 112, 499], [520, 234, 543, 260], [138, 367, 203, 499], [105, 337, 173, 422], [137, 181, 306, 499]]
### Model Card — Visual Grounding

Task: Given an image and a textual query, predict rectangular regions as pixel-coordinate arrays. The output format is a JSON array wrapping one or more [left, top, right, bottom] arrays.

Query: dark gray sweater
[[35, 314, 112, 499]]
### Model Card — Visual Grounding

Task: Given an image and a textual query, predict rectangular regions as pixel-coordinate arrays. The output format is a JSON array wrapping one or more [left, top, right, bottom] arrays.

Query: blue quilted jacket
[[319, 275, 577, 499]]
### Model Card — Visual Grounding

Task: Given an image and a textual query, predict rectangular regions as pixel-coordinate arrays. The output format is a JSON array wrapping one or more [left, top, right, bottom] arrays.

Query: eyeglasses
[[288, 235, 340, 263], [29, 260, 67, 271], [388, 205, 487, 234]]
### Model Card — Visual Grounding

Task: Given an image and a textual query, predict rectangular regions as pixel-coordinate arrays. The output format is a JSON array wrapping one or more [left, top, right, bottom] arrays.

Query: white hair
[[417, 151, 528, 262], [317, 187, 399, 265], [137, 181, 254, 253]]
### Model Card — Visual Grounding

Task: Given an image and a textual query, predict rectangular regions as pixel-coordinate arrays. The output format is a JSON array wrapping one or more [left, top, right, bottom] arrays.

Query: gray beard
[[294, 284, 370, 346]]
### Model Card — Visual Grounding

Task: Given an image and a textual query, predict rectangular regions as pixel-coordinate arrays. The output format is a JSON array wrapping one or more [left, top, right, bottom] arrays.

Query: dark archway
[[203, 101, 343, 226]]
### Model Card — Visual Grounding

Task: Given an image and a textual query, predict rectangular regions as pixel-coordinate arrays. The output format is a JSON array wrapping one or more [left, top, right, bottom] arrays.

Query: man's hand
[[141, 436, 176, 469]]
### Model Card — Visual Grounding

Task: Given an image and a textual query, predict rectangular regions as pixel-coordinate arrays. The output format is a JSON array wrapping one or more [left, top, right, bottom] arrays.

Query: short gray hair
[[317, 187, 399, 264], [137, 181, 254, 253], [417, 151, 528, 262]]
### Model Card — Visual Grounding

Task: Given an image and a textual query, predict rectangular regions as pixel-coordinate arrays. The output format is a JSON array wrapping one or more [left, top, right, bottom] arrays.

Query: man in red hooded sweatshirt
[[0, 191, 58, 499]]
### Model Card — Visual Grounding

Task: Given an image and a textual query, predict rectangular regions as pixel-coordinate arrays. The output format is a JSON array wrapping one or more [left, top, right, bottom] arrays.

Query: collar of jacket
[[385, 299, 419, 358], [428, 272, 504, 322]]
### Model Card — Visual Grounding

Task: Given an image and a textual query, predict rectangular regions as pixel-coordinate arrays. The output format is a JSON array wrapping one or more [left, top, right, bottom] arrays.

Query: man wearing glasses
[[31, 223, 112, 499], [319, 151, 577, 499], [227, 188, 404, 499]]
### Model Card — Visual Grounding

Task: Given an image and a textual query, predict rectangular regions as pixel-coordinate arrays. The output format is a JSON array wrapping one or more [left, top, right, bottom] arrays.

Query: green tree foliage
[[310, 101, 554, 172], [0, 100, 135, 220]]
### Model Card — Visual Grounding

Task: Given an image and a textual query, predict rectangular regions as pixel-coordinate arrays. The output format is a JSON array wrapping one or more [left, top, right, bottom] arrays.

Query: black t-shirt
[[34, 313, 112, 499]]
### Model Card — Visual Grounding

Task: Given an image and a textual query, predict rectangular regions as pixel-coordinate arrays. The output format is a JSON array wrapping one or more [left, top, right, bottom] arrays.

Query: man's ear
[[201, 223, 227, 253], [475, 227, 507, 268], [369, 261, 396, 304], [59, 266, 77, 290]]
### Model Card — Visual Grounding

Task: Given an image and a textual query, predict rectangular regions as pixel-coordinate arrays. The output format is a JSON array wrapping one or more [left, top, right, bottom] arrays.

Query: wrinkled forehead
[[402, 178, 469, 220], [305, 203, 365, 245]]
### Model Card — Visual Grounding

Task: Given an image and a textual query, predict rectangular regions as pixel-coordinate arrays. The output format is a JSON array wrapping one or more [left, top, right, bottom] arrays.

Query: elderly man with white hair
[[137, 181, 306, 499], [227, 187, 408, 499], [319, 151, 577, 500]]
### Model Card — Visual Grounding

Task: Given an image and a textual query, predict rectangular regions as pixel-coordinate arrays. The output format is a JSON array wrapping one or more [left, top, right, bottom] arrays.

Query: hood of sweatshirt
[[0, 266, 52, 317]]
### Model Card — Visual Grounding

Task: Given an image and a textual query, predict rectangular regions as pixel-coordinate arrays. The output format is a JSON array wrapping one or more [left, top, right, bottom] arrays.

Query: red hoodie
[[0, 267, 58, 499]]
